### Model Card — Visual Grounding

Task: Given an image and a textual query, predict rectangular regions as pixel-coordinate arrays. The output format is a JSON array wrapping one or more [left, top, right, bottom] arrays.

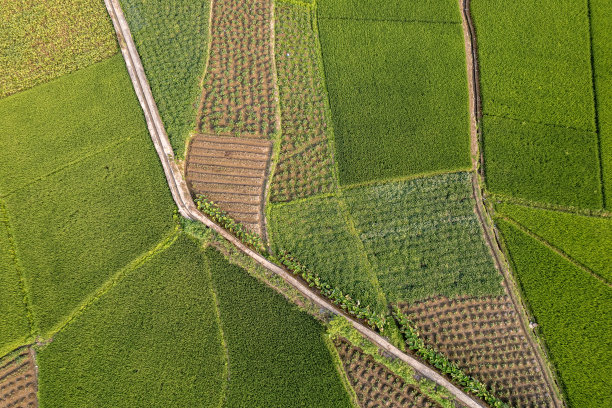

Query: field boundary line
[[323, 335, 361, 408], [0, 198, 37, 340], [482, 112, 597, 135], [0, 137, 132, 199], [586, 0, 606, 208], [491, 193, 611, 218], [461, 0, 565, 405], [498, 215, 611, 287], [340, 168, 470, 192], [104, 1, 486, 406], [318, 15, 460, 26], [44, 228, 179, 342]]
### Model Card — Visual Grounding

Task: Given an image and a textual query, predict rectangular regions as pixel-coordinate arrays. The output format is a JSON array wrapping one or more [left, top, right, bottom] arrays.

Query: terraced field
[[186, 134, 272, 234], [0, 347, 37, 408]]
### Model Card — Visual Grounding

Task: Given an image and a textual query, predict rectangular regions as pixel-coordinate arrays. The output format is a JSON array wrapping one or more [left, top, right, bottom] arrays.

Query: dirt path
[[459, 0, 565, 406], [103, 1, 486, 406]]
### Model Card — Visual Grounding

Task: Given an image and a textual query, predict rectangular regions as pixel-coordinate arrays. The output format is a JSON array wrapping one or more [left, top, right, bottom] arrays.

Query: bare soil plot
[[334, 338, 442, 408], [186, 134, 272, 234], [198, 0, 277, 138], [0, 347, 37, 408], [399, 296, 552, 407]]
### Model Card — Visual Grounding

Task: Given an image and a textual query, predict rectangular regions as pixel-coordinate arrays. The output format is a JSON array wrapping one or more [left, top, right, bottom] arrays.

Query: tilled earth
[[0, 347, 37, 408]]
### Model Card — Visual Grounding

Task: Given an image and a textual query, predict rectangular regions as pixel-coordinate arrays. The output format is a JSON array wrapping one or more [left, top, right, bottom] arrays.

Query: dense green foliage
[[344, 173, 503, 303], [37, 235, 227, 407], [496, 219, 612, 407], [496, 202, 612, 282], [0, 207, 30, 356], [269, 195, 388, 313], [0, 0, 117, 98], [317, 0, 460, 23], [472, 0, 594, 131], [119, 0, 210, 155], [207, 247, 354, 408], [0, 56, 175, 336], [318, 16, 470, 185], [482, 115, 602, 208], [591, 0, 612, 208]]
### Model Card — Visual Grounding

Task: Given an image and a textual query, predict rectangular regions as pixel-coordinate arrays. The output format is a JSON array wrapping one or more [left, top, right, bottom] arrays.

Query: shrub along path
[[103, 1, 485, 406]]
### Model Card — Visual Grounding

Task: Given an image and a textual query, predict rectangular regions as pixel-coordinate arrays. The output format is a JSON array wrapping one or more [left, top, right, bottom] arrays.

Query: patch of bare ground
[[186, 134, 272, 235], [334, 338, 443, 408], [399, 296, 552, 407], [0, 346, 37, 408], [198, 0, 277, 138]]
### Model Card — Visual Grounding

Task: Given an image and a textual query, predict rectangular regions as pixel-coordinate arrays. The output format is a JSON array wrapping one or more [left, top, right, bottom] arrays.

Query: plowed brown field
[[400, 296, 552, 407], [0, 347, 37, 408], [186, 134, 272, 234]]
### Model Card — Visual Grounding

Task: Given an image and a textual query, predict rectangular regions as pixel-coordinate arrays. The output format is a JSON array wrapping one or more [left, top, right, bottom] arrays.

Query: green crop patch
[[0, 56, 175, 336], [319, 18, 470, 185], [343, 172, 503, 303], [472, 0, 595, 131], [207, 247, 355, 408], [0, 0, 117, 98], [0, 205, 31, 356], [496, 202, 612, 283], [37, 235, 226, 407], [482, 115, 602, 209], [591, 0, 612, 208], [119, 0, 210, 155], [496, 219, 612, 408], [317, 0, 460, 23], [269, 195, 388, 313]]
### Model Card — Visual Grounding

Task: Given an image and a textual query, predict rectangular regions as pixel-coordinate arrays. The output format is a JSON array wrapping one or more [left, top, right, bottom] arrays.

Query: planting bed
[[186, 134, 272, 234], [199, 0, 277, 138], [399, 296, 552, 407], [270, 1, 336, 202], [0, 346, 37, 408], [334, 338, 442, 408]]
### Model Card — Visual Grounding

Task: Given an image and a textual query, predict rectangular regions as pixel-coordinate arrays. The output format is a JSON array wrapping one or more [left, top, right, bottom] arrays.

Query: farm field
[[0, 0, 117, 98], [317, 0, 461, 23], [318, 3, 470, 185], [0, 346, 37, 407], [118, 0, 211, 155], [198, 0, 277, 138]]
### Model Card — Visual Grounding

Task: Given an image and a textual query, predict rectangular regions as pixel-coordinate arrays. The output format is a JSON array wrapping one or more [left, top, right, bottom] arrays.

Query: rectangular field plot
[[268, 195, 388, 313], [482, 115, 602, 209], [186, 134, 271, 235], [0, 0, 117, 98], [472, 0, 595, 131], [270, 2, 337, 202], [319, 17, 470, 185], [343, 172, 503, 303], [318, 0, 461, 23], [496, 219, 612, 408]]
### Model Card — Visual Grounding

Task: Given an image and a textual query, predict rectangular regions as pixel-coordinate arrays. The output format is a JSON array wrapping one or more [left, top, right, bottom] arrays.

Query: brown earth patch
[[198, 0, 277, 138], [399, 296, 553, 407], [334, 337, 443, 408], [0, 346, 37, 408], [186, 134, 272, 235]]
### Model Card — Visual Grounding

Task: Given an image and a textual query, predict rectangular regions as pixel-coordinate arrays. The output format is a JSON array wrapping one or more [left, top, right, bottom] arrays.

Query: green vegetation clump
[[343, 173, 503, 303], [269, 195, 388, 313], [317, 0, 460, 23], [496, 219, 612, 408], [0, 56, 175, 337], [0, 0, 117, 98], [318, 17, 470, 185], [496, 202, 612, 282], [472, 0, 595, 131], [119, 0, 211, 155], [37, 235, 227, 407], [482, 115, 602, 209], [207, 247, 355, 408]]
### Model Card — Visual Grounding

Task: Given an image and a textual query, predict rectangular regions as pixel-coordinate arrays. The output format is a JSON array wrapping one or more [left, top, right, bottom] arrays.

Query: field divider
[[103, 1, 487, 406], [317, 15, 461, 25], [460, 0, 565, 405]]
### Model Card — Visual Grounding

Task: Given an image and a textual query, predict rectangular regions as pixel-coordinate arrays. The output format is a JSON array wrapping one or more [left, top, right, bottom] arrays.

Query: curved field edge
[[495, 218, 612, 407], [117, 0, 211, 156]]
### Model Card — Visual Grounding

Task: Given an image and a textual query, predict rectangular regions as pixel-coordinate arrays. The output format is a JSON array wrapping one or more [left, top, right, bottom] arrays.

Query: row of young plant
[[392, 307, 509, 408], [195, 195, 266, 253]]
